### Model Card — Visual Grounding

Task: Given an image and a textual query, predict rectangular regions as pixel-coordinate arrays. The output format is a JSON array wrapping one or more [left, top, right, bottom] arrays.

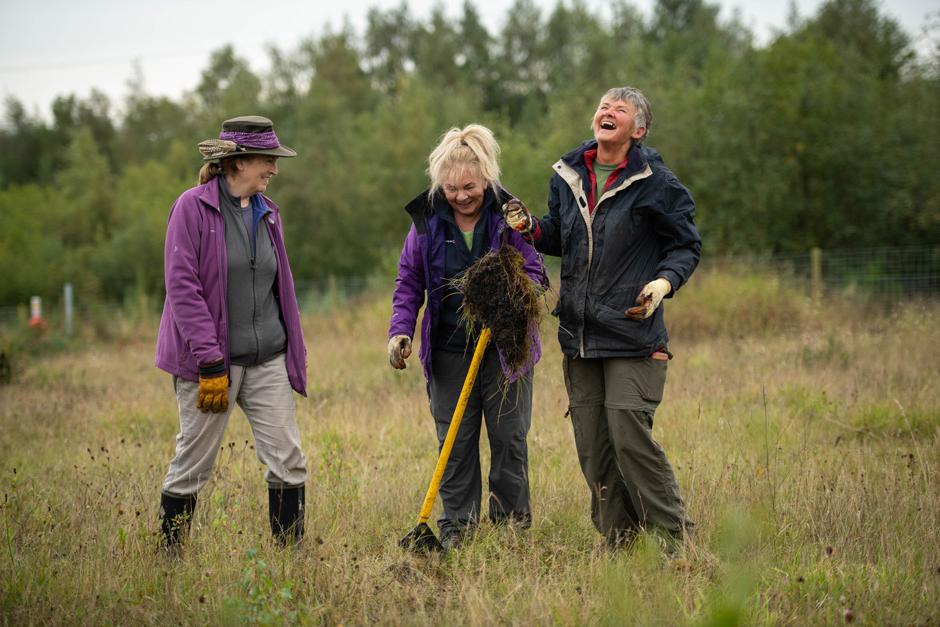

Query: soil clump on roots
[[454, 246, 544, 374]]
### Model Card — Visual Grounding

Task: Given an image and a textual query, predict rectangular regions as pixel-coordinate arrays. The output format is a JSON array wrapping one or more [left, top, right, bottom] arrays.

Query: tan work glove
[[501, 198, 533, 233], [626, 278, 672, 320], [388, 335, 412, 369], [196, 360, 229, 413]]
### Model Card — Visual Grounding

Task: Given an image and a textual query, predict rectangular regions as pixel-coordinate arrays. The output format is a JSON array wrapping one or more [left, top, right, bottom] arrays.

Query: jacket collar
[[404, 185, 513, 229], [197, 178, 222, 211], [563, 139, 648, 178], [196, 177, 277, 215]]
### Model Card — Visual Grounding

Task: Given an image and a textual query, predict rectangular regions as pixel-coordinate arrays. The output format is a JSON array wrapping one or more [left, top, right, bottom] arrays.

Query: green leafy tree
[[364, 2, 418, 93], [457, 2, 495, 99], [50, 90, 118, 169], [119, 69, 194, 167], [0, 99, 56, 188], [195, 45, 262, 121], [493, 0, 547, 123], [55, 127, 117, 298], [412, 6, 463, 89], [95, 160, 188, 300], [0, 184, 67, 304]]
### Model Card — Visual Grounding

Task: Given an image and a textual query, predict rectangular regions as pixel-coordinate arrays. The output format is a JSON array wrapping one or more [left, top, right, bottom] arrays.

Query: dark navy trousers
[[428, 347, 533, 538]]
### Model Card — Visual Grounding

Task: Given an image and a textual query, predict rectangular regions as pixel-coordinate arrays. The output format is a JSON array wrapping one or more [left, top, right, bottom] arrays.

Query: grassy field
[[1, 271, 938, 625]]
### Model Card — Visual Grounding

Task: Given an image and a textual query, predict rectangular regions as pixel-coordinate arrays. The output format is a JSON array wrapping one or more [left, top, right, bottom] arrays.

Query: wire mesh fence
[[1, 246, 938, 340], [700, 246, 940, 297], [0, 277, 388, 340]]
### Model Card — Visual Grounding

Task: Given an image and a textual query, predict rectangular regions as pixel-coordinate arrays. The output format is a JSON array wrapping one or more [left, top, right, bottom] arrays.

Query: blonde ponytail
[[427, 124, 501, 199]]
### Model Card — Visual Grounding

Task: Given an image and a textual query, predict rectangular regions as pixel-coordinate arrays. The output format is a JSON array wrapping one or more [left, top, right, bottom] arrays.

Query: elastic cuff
[[528, 219, 542, 242], [657, 271, 680, 296], [198, 360, 226, 377]]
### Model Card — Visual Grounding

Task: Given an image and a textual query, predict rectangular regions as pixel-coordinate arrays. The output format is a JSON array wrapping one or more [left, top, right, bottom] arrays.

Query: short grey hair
[[599, 86, 653, 142]]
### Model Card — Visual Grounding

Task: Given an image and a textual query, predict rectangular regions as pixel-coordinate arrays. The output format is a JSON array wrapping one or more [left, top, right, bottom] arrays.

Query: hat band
[[219, 130, 281, 150]]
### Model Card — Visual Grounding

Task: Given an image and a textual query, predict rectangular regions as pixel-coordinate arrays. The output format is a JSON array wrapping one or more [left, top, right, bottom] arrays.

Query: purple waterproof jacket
[[388, 187, 545, 382], [155, 178, 307, 395]]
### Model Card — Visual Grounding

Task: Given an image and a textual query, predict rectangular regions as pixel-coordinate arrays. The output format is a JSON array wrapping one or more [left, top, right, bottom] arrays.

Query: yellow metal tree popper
[[400, 327, 492, 552]]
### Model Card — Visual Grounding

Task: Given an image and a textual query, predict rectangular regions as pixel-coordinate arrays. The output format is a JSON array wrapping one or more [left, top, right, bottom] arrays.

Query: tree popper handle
[[417, 327, 492, 524]]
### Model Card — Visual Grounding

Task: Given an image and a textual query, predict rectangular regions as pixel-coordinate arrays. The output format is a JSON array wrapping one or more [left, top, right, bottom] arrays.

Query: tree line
[[0, 0, 937, 306]]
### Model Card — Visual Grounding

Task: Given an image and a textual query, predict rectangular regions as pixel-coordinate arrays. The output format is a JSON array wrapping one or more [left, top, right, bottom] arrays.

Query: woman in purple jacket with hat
[[155, 115, 308, 551], [388, 124, 544, 550]]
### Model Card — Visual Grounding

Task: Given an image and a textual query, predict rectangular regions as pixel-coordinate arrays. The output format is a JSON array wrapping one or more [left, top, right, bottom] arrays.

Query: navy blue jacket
[[535, 141, 701, 358]]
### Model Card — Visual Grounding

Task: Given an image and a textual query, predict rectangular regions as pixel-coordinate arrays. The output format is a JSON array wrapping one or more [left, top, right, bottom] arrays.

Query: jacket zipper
[[245, 212, 260, 365], [210, 203, 228, 371]]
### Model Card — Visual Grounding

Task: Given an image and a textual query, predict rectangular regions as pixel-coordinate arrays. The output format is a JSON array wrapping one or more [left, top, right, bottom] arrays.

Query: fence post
[[811, 247, 823, 302], [28, 296, 47, 334], [29, 296, 43, 326], [64, 283, 74, 337]]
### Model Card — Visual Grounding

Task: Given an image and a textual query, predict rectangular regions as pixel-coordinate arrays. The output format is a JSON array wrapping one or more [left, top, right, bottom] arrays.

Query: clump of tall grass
[[667, 267, 814, 340]]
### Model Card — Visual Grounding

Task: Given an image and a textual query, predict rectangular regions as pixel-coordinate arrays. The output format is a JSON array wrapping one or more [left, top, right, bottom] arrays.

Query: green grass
[[1, 273, 939, 625]]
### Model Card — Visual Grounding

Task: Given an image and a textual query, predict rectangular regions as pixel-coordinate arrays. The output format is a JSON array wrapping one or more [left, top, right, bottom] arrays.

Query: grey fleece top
[[219, 178, 287, 366]]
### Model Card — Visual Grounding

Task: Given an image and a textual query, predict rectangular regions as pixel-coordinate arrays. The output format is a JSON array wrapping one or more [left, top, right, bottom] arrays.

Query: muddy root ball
[[454, 246, 543, 373]]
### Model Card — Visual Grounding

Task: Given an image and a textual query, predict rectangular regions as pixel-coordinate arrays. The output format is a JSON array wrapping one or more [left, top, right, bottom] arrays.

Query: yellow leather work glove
[[196, 360, 229, 413], [626, 278, 672, 320], [387, 335, 412, 369], [501, 198, 534, 233]]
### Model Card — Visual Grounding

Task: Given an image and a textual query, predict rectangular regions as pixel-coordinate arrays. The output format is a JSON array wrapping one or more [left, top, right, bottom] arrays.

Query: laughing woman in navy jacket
[[505, 87, 701, 550]]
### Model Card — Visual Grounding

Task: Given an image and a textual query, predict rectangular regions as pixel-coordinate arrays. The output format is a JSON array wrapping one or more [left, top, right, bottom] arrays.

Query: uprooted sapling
[[453, 245, 544, 375]]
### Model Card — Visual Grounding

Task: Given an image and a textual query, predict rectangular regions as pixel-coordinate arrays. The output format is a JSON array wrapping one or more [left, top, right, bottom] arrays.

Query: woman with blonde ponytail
[[426, 124, 502, 200], [387, 123, 545, 550]]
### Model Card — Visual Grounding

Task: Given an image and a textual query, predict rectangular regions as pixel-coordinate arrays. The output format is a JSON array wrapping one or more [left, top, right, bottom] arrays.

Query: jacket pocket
[[593, 304, 652, 351]]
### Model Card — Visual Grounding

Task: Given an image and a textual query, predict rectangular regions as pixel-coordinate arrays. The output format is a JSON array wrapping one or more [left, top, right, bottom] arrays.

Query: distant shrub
[[668, 268, 814, 340]]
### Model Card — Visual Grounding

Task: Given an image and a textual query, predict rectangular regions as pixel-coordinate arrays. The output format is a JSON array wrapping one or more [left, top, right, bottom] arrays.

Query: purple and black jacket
[[154, 179, 307, 395], [388, 187, 545, 382]]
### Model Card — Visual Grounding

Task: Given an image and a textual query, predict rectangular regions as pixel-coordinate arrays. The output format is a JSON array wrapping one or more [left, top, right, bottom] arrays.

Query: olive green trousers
[[563, 355, 690, 543]]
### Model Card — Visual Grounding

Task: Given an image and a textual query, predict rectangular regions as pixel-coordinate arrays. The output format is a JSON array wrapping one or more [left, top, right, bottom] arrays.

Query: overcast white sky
[[0, 0, 936, 120]]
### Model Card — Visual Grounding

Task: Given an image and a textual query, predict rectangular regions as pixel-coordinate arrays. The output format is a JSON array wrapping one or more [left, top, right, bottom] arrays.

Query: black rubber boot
[[268, 484, 304, 546], [159, 492, 197, 552]]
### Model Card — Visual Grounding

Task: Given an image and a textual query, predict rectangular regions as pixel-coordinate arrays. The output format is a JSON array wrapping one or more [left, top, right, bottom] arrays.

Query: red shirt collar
[[583, 146, 633, 212]]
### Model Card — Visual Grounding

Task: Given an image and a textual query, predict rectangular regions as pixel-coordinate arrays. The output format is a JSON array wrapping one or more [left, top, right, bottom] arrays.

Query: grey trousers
[[428, 348, 533, 537], [563, 355, 690, 541], [162, 354, 307, 496]]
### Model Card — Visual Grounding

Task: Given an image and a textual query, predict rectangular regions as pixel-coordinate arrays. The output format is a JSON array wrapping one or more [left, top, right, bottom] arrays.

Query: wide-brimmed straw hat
[[197, 115, 297, 161]]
